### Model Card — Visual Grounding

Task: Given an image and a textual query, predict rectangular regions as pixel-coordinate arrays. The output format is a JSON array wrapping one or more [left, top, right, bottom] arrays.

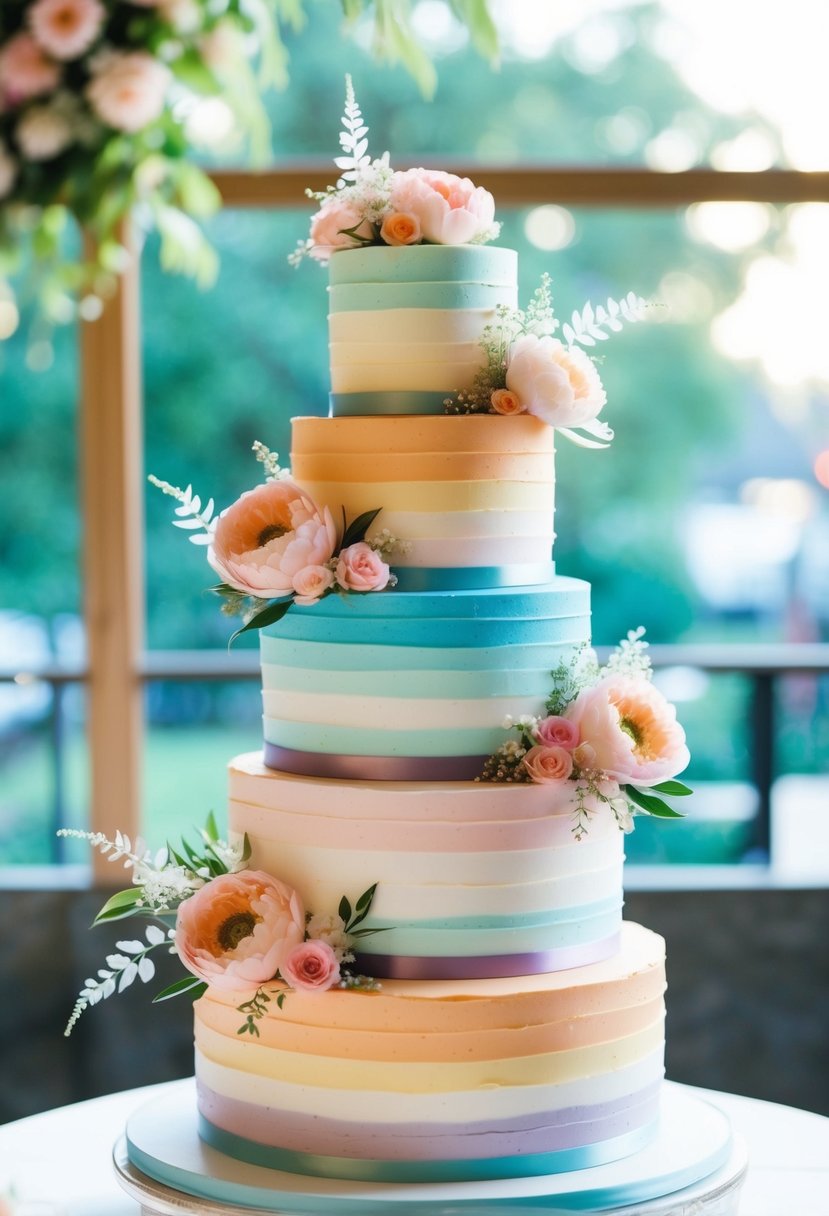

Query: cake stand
[[113, 1080, 747, 1215]]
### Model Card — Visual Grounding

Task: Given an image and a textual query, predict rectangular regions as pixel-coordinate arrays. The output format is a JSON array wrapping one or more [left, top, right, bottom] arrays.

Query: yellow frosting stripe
[[195, 1018, 665, 1093], [292, 452, 553, 483], [295, 481, 554, 513], [329, 309, 500, 344], [292, 415, 555, 456], [330, 341, 486, 367]]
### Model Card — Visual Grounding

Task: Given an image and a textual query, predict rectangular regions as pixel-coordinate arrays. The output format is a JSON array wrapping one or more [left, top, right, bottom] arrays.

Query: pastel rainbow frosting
[[292, 413, 556, 590], [194, 924, 665, 1182], [328, 244, 517, 417]]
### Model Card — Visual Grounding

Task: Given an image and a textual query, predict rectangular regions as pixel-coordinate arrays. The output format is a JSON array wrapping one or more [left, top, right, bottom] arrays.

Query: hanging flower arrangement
[[0, 0, 498, 348]]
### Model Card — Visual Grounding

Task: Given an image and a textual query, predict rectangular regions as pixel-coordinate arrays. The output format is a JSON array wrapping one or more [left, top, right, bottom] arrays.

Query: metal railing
[[1, 642, 827, 870]]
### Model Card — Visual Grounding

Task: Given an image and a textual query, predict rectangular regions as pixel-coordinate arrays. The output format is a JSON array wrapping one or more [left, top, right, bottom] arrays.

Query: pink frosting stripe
[[356, 933, 621, 979], [264, 743, 487, 781]]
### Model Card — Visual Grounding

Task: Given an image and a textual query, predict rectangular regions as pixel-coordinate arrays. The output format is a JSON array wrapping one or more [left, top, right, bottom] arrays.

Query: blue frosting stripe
[[392, 564, 555, 592], [266, 616, 587, 648], [261, 663, 553, 697], [197, 1117, 659, 1184], [330, 391, 450, 416], [328, 244, 518, 286], [329, 282, 516, 312], [259, 637, 580, 673]]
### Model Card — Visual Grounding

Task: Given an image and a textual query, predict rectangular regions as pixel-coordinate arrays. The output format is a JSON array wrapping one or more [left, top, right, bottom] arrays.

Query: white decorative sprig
[[57, 828, 160, 873], [252, 440, 292, 482], [562, 293, 648, 349], [602, 625, 653, 680], [148, 475, 216, 545], [335, 74, 371, 186], [57, 828, 207, 911], [64, 925, 175, 1036]]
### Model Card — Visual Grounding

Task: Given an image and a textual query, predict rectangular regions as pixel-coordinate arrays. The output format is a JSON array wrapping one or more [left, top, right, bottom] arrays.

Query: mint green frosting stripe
[[197, 1117, 657, 1184], [260, 637, 580, 673], [330, 390, 451, 416], [367, 894, 622, 932], [261, 663, 552, 697], [328, 245, 518, 286], [263, 719, 509, 757], [329, 282, 516, 312], [392, 565, 555, 592], [355, 910, 622, 956]]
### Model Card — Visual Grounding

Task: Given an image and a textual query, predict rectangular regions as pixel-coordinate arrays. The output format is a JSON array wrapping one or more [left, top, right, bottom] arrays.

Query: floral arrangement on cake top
[[290, 75, 500, 266], [444, 273, 648, 447], [150, 441, 406, 641], [59, 814, 383, 1037], [479, 628, 692, 838]]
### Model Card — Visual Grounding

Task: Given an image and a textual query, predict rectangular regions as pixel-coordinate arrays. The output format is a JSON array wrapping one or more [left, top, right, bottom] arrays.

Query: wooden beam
[[210, 166, 829, 209], [79, 229, 144, 882]]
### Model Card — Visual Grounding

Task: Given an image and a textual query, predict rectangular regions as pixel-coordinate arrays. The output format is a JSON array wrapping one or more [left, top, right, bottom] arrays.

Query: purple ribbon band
[[355, 934, 621, 980], [263, 742, 487, 782]]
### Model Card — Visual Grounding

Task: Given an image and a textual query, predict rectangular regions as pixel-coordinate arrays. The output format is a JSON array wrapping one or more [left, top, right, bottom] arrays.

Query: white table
[[0, 1080, 827, 1216]]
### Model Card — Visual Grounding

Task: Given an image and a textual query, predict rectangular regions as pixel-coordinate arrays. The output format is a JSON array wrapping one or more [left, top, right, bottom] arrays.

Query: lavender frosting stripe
[[263, 743, 488, 781], [197, 1082, 661, 1162], [354, 933, 621, 979]]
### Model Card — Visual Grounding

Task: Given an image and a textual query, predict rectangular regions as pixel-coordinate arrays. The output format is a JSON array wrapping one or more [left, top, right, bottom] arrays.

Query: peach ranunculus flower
[[309, 194, 374, 262], [523, 745, 574, 784], [0, 33, 61, 105], [208, 480, 337, 599], [565, 675, 690, 788], [505, 334, 607, 430], [28, 0, 105, 62], [335, 542, 390, 593], [175, 870, 305, 993], [86, 51, 170, 132], [292, 563, 335, 605], [281, 939, 341, 993], [380, 211, 421, 247], [535, 715, 579, 750], [389, 168, 498, 246], [490, 388, 524, 416]]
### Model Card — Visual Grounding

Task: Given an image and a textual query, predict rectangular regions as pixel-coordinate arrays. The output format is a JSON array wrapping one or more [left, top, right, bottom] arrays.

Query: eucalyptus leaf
[[651, 780, 693, 797], [152, 977, 208, 1003], [625, 786, 686, 819], [229, 596, 294, 644], [341, 508, 382, 550], [93, 888, 143, 925]]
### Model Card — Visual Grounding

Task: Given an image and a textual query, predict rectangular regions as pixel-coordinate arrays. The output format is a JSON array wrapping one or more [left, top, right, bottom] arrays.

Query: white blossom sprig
[[148, 476, 216, 546], [252, 440, 292, 482], [335, 74, 371, 185], [64, 924, 175, 1037], [562, 293, 648, 349], [601, 625, 652, 680]]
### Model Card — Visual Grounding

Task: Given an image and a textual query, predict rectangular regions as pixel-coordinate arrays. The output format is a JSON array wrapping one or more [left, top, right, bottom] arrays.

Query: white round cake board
[[115, 1080, 746, 1214]]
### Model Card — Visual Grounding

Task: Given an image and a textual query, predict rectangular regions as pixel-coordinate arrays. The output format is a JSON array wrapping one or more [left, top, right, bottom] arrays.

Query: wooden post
[[79, 228, 144, 882]]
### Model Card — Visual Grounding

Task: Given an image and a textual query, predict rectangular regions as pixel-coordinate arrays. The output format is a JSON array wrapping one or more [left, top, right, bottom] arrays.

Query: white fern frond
[[335, 74, 372, 185], [64, 929, 168, 1036], [148, 475, 217, 542], [563, 293, 648, 348]]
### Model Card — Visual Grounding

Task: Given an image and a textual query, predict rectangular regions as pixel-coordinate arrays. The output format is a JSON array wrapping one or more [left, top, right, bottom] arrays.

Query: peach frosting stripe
[[293, 479, 553, 513], [291, 415, 554, 456], [194, 1017, 665, 1092], [291, 451, 554, 483]]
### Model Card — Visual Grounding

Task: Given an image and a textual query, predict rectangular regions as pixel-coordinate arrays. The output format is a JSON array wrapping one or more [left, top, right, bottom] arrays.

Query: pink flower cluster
[[308, 167, 498, 262], [523, 676, 690, 791], [208, 479, 390, 607]]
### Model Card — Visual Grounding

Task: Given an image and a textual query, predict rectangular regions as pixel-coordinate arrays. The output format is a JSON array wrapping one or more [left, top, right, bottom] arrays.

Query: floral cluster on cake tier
[[479, 628, 692, 837], [150, 441, 406, 638], [59, 815, 382, 1037]]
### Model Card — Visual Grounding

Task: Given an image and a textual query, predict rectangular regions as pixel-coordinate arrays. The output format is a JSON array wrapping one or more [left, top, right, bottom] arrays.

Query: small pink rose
[[380, 210, 421, 246], [523, 744, 574, 784], [535, 715, 579, 750], [281, 939, 340, 992], [490, 388, 525, 416], [335, 542, 390, 593], [0, 32, 61, 104], [309, 195, 373, 262], [292, 563, 335, 605]]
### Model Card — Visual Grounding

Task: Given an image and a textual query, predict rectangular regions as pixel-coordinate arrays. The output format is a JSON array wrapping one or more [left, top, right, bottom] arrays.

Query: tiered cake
[[190, 241, 669, 1184]]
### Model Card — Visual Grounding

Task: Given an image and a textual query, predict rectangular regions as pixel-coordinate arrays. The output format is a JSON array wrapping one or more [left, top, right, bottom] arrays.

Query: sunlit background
[[1, 0, 827, 877]]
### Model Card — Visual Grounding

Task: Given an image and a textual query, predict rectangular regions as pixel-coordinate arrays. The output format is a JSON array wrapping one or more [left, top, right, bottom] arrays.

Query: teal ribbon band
[[330, 390, 449, 416], [392, 563, 556, 592], [197, 1117, 658, 1184]]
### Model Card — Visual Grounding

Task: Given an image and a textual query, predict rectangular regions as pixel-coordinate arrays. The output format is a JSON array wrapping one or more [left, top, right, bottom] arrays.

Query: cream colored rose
[[505, 334, 607, 429]]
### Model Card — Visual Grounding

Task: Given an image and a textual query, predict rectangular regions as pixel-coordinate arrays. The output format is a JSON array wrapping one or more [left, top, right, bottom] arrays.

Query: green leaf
[[93, 888, 142, 924], [651, 780, 693, 797], [449, 0, 500, 62], [625, 786, 686, 819], [229, 596, 294, 644], [338, 895, 352, 924], [241, 833, 252, 864], [355, 883, 377, 914], [204, 810, 220, 842], [341, 508, 382, 550], [152, 977, 208, 1003]]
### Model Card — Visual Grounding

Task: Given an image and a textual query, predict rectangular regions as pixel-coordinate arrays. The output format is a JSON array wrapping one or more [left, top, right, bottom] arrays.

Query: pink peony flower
[[0, 141, 18, 199], [0, 33, 61, 105], [309, 195, 374, 262], [175, 870, 305, 993], [86, 51, 169, 132], [335, 542, 390, 593], [281, 939, 341, 993], [535, 714, 580, 750], [292, 563, 335, 605], [565, 675, 690, 787], [490, 388, 525, 416], [16, 104, 72, 159], [523, 745, 574, 784], [389, 168, 497, 245], [380, 210, 421, 246], [208, 480, 337, 599], [505, 334, 607, 429], [28, 0, 105, 62]]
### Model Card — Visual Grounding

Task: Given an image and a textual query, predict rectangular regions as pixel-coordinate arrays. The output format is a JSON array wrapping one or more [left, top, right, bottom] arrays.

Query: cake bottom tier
[[194, 922, 665, 1184]]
